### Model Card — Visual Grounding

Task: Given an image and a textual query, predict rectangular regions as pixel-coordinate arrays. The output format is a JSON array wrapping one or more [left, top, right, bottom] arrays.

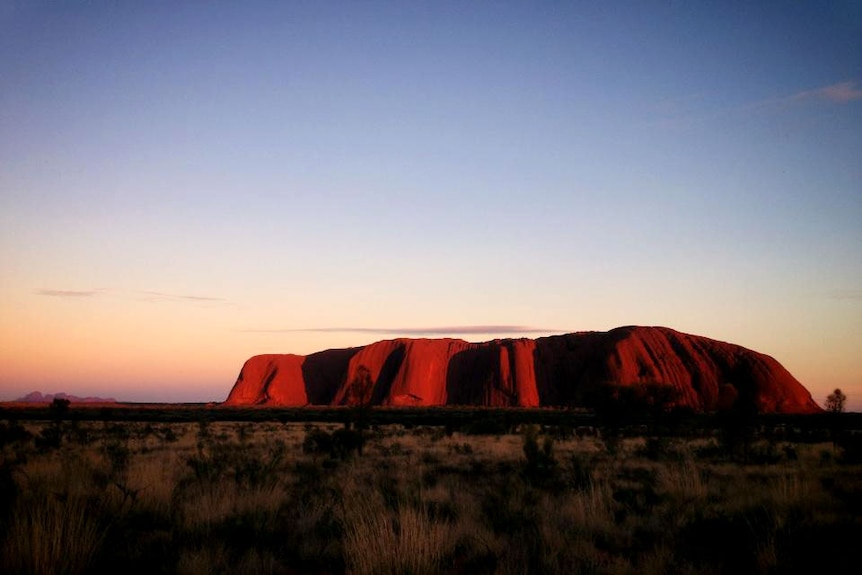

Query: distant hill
[[226, 326, 821, 413], [15, 391, 117, 404]]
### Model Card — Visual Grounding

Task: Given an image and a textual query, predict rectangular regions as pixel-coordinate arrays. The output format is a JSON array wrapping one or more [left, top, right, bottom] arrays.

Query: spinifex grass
[[3, 489, 105, 575], [0, 419, 858, 574]]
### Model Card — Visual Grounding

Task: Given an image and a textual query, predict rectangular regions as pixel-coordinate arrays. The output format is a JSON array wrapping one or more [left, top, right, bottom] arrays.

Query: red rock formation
[[224, 326, 821, 413], [228, 354, 309, 405]]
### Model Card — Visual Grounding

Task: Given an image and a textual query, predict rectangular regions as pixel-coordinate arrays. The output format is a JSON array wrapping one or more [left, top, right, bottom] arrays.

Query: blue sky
[[1, 1, 860, 408]]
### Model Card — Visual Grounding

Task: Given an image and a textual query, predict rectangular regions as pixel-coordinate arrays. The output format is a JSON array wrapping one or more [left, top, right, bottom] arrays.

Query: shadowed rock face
[[224, 326, 821, 413]]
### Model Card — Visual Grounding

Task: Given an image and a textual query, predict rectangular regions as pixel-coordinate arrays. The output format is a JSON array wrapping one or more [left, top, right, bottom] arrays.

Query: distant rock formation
[[15, 391, 117, 404], [225, 326, 821, 413]]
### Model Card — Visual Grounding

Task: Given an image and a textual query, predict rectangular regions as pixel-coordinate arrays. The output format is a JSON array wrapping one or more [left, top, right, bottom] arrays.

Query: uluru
[[225, 326, 821, 413]]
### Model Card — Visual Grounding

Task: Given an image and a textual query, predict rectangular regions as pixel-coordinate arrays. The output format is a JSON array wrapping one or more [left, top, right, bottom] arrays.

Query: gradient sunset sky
[[1, 2, 860, 408]]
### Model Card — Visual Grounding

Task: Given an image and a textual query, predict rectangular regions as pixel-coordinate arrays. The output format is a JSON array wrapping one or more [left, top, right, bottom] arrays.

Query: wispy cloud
[[646, 81, 861, 130], [751, 80, 862, 110], [243, 325, 562, 336], [35, 289, 102, 298], [790, 81, 862, 104], [137, 291, 228, 303], [35, 287, 229, 304], [827, 289, 862, 301]]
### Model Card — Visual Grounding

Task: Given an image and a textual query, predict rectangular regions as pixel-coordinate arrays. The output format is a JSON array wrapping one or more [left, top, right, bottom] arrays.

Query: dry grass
[[2, 490, 105, 575], [341, 486, 453, 575], [658, 459, 707, 502], [0, 419, 859, 574]]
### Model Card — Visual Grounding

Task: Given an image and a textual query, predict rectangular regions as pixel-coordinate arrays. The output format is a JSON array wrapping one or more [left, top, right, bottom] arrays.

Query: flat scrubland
[[1, 413, 860, 574]]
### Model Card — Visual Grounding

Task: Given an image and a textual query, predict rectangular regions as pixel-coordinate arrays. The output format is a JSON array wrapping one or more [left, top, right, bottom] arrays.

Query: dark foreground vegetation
[[3, 401, 861, 429], [1, 406, 860, 574]]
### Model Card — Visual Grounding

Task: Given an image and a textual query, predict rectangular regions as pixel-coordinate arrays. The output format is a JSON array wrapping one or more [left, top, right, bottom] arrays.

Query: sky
[[0, 1, 860, 409]]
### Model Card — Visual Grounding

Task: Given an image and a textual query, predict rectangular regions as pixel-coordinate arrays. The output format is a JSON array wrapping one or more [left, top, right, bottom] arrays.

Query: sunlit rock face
[[224, 326, 821, 413]]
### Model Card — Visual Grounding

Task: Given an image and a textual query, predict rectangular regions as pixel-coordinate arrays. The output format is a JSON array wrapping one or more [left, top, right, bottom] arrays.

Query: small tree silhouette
[[49, 397, 70, 417], [36, 398, 71, 450], [346, 365, 374, 431], [825, 388, 847, 451], [717, 383, 759, 463], [825, 388, 846, 413], [347, 365, 374, 406]]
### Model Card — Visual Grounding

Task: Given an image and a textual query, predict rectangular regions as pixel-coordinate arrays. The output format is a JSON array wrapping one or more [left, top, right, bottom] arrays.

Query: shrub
[[103, 440, 131, 479], [0, 420, 32, 447], [749, 441, 782, 465], [638, 436, 674, 461], [35, 425, 63, 451], [836, 433, 862, 464], [302, 427, 364, 460], [302, 428, 333, 457], [450, 442, 473, 455], [522, 425, 556, 479], [464, 418, 509, 436], [331, 428, 365, 458], [782, 443, 798, 461]]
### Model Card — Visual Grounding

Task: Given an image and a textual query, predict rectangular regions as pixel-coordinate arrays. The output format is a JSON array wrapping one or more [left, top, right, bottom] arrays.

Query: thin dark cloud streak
[[137, 291, 228, 303], [35, 289, 102, 297], [243, 325, 563, 336], [827, 289, 862, 301], [35, 288, 228, 304]]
